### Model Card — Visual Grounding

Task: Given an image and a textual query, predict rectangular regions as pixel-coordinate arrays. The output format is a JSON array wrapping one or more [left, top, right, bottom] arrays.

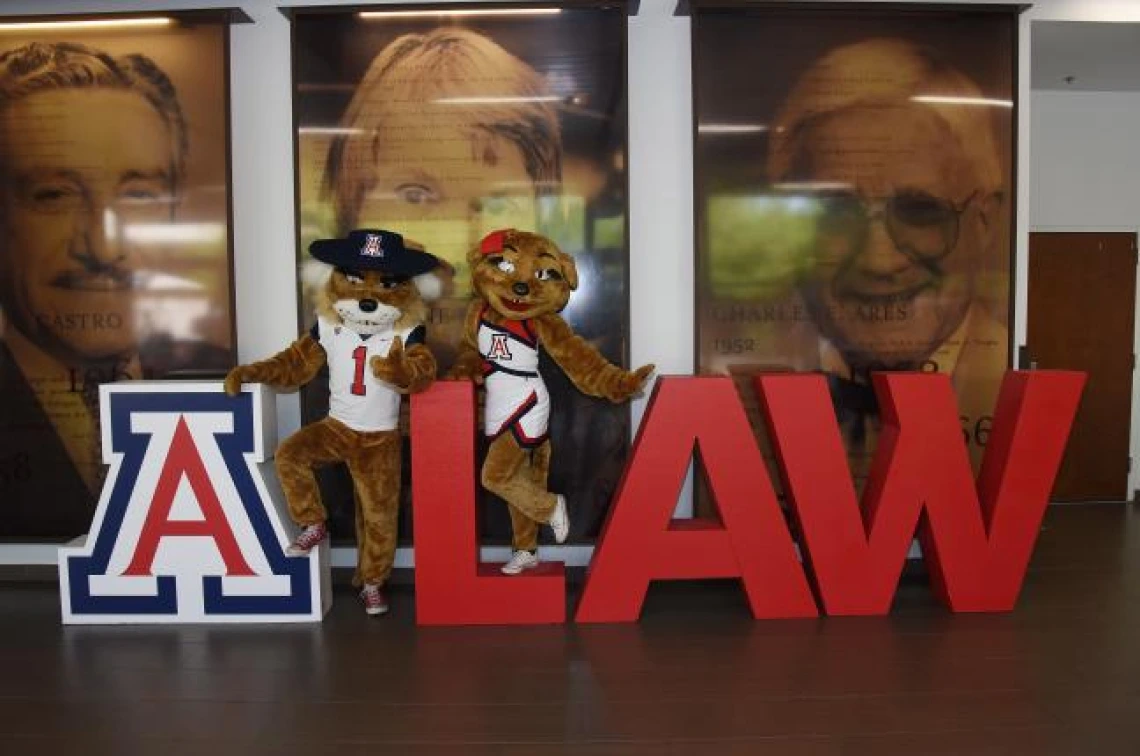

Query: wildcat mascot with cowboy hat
[[226, 229, 443, 616]]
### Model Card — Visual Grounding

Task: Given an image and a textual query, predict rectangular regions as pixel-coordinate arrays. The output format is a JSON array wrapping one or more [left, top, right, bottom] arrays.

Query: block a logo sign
[[60, 383, 329, 623]]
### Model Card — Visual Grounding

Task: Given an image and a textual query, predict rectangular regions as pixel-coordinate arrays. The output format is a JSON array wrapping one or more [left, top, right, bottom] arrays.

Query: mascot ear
[[560, 252, 579, 291], [413, 272, 443, 301], [414, 260, 454, 302]]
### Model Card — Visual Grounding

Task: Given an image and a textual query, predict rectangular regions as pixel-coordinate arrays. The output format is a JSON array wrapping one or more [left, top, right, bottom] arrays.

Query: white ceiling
[[1033, 21, 1140, 92]]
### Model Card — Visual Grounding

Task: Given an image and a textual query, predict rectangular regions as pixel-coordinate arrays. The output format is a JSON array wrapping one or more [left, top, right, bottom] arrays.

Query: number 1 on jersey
[[351, 345, 368, 396]]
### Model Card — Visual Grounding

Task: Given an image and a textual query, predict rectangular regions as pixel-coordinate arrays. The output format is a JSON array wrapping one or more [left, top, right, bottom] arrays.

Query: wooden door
[[1027, 232, 1136, 502]]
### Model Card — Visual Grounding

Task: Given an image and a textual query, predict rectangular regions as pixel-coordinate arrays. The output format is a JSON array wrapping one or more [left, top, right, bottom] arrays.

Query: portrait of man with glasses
[[765, 37, 1010, 465]]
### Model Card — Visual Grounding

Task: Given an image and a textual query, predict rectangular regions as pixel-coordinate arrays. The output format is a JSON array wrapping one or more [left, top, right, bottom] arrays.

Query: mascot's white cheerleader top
[[477, 309, 550, 448]]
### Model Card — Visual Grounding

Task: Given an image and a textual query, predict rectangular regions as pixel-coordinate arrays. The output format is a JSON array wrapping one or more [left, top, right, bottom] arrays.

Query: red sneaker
[[286, 522, 327, 556], [360, 583, 389, 616]]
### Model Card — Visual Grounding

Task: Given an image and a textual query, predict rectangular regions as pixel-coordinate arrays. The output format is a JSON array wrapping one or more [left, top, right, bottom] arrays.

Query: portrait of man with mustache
[[0, 40, 232, 538]]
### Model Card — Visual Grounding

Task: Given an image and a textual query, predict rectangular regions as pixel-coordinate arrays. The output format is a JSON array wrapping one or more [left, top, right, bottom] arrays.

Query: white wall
[[1030, 91, 1140, 229], [1030, 90, 1140, 495], [4, 0, 1140, 565], [1023, 7, 1140, 499]]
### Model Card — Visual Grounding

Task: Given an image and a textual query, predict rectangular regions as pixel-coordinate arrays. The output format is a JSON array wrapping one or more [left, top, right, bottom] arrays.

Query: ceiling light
[[912, 95, 1013, 108], [0, 17, 173, 32], [359, 8, 562, 20], [699, 123, 769, 134]]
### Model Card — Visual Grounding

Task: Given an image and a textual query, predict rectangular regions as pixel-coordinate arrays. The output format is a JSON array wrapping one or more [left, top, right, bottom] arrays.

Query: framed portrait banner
[[0, 11, 240, 540], [290, 3, 630, 545], [693, 2, 1018, 493]]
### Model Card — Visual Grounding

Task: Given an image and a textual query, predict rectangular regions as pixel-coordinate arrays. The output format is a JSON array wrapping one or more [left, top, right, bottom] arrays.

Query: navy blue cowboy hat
[[309, 229, 439, 277]]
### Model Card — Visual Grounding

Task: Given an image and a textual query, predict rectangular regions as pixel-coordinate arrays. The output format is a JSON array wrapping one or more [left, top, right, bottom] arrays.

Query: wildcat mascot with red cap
[[225, 230, 443, 616], [449, 229, 654, 576]]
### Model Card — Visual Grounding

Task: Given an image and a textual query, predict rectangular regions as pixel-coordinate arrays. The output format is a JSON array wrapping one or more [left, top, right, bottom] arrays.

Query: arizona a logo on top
[[487, 333, 513, 361], [361, 233, 384, 257], [59, 382, 330, 624]]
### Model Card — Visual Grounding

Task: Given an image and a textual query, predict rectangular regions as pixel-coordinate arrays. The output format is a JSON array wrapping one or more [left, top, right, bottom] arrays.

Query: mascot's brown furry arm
[[449, 229, 654, 576], [225, 230, 442, 615]]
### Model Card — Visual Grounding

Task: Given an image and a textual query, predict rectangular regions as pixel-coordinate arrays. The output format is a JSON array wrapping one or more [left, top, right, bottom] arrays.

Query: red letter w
[[758, 371, 1084, 614]]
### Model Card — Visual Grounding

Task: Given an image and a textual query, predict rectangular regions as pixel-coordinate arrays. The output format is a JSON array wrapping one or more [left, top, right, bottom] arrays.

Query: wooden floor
[[3, 504, 1140, 754]]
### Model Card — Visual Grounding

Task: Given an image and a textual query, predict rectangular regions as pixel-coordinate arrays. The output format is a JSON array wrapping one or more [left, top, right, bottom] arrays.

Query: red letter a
[[123, 417, 254, 577], [758, 371, 1084, 614], [576, 377, 817, 623], [411, 381, 564, 625]]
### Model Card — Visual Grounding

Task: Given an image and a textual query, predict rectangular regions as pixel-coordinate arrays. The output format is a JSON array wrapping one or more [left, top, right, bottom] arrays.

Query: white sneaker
[[501, 550, 540, 575], [548, 494, 569, 544]]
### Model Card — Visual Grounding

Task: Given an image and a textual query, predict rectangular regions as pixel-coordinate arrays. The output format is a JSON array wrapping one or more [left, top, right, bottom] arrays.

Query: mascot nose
[[359, 298, 378, 313], [512, 282, 530, 296]]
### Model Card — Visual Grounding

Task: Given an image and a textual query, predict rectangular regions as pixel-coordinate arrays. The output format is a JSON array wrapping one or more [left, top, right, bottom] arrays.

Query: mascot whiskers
[[225, 230, 442, 615], [449, 229, 654, 575]]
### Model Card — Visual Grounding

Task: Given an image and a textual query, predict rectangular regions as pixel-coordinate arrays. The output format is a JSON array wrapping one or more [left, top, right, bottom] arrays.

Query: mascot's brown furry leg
[[503, 440, 554, 552], [275, 419, 401, 583], [347, 430, 401, 588], [275, 418, 352, 526], [276, 419, 402, 587], [482, 434, 557, 551]]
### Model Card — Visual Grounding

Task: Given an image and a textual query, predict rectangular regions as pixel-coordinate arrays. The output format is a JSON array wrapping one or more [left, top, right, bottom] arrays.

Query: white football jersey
[[315, 316, 424, 432]]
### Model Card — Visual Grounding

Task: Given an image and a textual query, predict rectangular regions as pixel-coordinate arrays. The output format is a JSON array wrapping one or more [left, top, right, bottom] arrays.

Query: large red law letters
[[413, 372, 1084, 625]]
